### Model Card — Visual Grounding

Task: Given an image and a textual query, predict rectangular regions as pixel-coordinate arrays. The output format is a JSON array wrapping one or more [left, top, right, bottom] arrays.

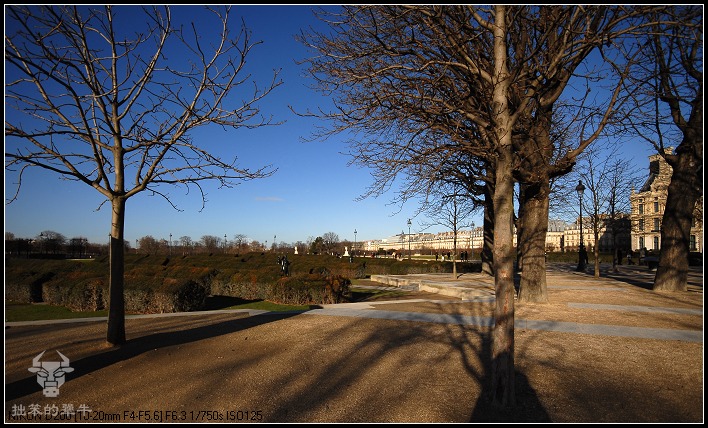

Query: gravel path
[[5, 267, 703, 423]]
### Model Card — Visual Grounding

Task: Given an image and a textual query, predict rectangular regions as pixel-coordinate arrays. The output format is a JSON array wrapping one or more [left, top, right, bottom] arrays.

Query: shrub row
[[29, 276, 209, 314], [208, 272, 350, 306], [5, 253, 456, 313]]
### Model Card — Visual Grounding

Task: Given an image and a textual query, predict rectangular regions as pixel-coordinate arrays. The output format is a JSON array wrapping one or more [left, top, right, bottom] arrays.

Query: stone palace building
[[359, 149, 702, 256], [629, 148, 703, 253]]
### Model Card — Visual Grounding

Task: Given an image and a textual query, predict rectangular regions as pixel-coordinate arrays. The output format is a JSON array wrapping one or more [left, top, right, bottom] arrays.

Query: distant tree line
[[5, 231, 106, 258], [4, 230, 359, 258]]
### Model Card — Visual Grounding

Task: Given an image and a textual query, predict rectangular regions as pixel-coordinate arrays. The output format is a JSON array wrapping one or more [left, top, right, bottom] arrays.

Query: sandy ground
[[4, 265, 703, 423]]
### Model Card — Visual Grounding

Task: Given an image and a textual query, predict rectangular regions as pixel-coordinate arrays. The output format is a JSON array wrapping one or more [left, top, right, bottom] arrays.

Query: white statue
[[343, 246, 350, 257]]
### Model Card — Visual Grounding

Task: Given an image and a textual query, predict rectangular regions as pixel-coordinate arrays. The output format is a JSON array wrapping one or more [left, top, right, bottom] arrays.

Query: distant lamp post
[[169, 233, 172, 255], [354, 229, 357, 258], [407, 218, 412, 260], [576, 180, 586, 272], [224, 234, 227, 253], [136, 239, 139, 254]]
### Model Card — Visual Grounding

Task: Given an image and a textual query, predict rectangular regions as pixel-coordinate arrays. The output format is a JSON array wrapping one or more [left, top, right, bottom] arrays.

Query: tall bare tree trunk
[[652, 11, 702, 291], [516, 181, 550, 303], [491, 146, 516, 408], [490, 5, 516, 407], [481, 175, 495, 276], [107, 197, 126, 345], [654, 145, 702, 291]]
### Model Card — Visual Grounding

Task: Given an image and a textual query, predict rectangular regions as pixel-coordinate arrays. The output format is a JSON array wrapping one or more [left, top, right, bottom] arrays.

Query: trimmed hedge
[[267, 274, 350, 305], [4, 252, 460, 313]]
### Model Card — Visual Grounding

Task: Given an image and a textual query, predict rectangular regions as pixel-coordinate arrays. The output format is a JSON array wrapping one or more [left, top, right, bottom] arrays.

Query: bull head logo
[[28, 350, 74, 397]]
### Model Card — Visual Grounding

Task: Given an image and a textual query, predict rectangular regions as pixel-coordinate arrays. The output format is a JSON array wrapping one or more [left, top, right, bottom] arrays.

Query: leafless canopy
[[5, 5, 282, 210]]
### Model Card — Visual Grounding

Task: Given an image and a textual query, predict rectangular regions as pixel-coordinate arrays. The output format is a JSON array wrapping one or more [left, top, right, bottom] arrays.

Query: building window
[[653, 218, 660, 231], [654, 200, 659, 212], [653, 236, 660, 250], [639, 219, 645, 231], [638, 204, 644, 215], [690, 235, 697, 251], [639, 236, 645, 249]]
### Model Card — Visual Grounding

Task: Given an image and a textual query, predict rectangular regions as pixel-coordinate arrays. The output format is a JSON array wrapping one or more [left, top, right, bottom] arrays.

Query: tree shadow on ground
[[200, 295, 323, 311], [469, 365, 552, 422], [5, 311, 299, 402], [201, 295, 258, 310], [433, 302, 551, 422]]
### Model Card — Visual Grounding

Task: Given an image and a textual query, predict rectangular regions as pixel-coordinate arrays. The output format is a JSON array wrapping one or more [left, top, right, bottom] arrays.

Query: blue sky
[[4, 5, 656, 247]]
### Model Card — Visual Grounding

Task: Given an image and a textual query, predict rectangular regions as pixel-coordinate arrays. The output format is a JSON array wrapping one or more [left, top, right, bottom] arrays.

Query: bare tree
[[178, 236, 193, 255], [568, 146, 639, 277], [233, 234, 249, 253], [5, 6, 281, 344], [623, 7, 703, 291], [422, 180, 477, 278], [138, 235, 160, 255], [297, 5, 658, 406], [249, 240, 263, 252], [200, 235, 221, 253], [603, 158, 638, 272], [37, 230, 67, 255], [321, 232, 340, 255], [506, 5, 660, 303], [68, 237, 89, 258], [297, 4, 522, 407]]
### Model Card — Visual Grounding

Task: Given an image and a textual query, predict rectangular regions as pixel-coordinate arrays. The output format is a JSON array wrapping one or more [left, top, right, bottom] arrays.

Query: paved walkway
[[341, 266, 703, 343], [7, 265, 702, 343]]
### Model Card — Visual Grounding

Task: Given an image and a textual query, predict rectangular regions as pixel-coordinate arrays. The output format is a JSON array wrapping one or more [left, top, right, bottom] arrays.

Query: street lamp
[[407, 218, 412, 260], [576, 180, 586, 272], [169, 233, 172, 255], [354, 229, 357, 258], [224, 234, 227, 253]]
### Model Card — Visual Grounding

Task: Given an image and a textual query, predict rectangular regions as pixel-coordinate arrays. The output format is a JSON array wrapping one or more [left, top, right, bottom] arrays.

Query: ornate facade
[[629, 149, 703, 253], [363, 149, 702, 256]]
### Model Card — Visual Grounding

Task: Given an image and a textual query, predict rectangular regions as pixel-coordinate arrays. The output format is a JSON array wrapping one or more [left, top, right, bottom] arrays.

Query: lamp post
[[407, 218, 412, 260], [354, 229, 357, 258], [224, 234, 227, 253], [169, 233, 172, 255], [576, 180, 586, 272]]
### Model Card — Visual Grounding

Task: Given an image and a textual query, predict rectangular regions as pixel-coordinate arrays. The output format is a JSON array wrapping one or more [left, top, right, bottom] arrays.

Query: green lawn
[[5, 298, 316, 322], [6, 281, 406, 322], [5, 302, 109, 322], [199, 295, 316, 312]]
